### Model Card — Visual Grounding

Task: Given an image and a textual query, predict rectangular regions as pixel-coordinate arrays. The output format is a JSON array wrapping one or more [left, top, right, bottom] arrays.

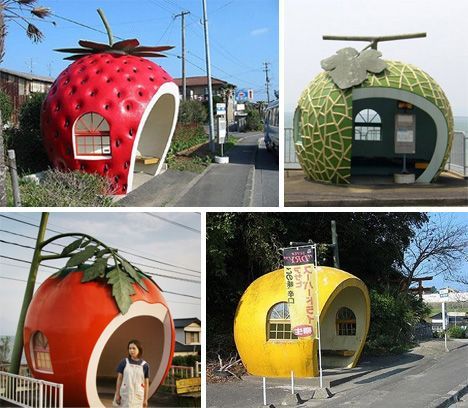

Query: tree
[[400, 215, 468, 289], [0, 0, 52, 64], [0, 335, 11, 362], [0, 90, 13, 123], [178, 100, 207, 125], [5, 92, 50, 174], [206, 212, 429, 354]]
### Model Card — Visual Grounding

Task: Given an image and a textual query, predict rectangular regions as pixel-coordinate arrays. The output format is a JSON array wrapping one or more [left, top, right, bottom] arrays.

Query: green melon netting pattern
[[294, 60, 454, 184]]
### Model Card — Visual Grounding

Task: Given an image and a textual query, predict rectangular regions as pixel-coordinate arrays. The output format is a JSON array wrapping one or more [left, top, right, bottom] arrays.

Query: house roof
[[175, 341, 201, 353], [174, 317, 201, 328], [0, 67, 55, 83], [173, 76, 232, 87]]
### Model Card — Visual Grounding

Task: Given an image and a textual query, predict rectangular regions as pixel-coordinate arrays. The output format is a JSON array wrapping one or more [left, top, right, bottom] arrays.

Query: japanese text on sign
[[283, 245, 317, 338]]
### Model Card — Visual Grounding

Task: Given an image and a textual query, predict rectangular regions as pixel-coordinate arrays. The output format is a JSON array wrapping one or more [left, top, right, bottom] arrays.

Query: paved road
[[118, 132, 278, 207], [174, 132, 278, 207], [207, 340, 468, 408]]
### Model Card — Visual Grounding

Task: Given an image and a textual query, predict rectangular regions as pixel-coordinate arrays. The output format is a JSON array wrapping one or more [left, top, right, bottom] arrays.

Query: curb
[[428, 382, 468, 408], [165, 165, 213, 206]]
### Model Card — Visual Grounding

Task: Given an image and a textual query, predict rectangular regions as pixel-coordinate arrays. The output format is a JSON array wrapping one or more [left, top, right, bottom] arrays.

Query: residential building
[[174, 317, 201, 357], [174, 76, 235, 124], [430, 312, 468, 332], [0, 68, 54, 125]]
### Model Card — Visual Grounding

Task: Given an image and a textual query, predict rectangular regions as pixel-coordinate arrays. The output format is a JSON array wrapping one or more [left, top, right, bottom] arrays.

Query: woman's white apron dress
[[120, 358, 147, 408]]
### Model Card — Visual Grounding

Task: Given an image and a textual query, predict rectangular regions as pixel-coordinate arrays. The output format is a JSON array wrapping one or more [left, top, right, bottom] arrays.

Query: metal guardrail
[[284, 128, 301, 169], [0, 371, 63, 408], [286, 127, 468, 177], [446, 131, 467, 177]]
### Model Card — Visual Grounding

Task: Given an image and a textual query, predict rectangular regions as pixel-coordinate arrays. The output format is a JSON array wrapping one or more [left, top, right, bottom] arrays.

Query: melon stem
[[97, 8, 114, 46]]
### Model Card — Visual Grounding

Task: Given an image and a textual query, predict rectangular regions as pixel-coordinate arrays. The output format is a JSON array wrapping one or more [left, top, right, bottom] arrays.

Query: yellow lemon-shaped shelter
[[234, 267, 370, 377]]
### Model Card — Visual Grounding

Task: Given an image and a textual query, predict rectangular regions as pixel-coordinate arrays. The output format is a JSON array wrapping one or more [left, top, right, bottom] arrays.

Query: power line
[[144, 213, 200, 233], [0, 255, 59, 270], [0, 275, 200, 302], [0, 255, 199, 299], [0, 214, 61, 234], [164, 290, 200, 300], [0, 276, 44, 285], [51, 13, 125, 41], [1, 214, 201, 274], [0, 225, 200, 278], [0, 239, 58, 255]]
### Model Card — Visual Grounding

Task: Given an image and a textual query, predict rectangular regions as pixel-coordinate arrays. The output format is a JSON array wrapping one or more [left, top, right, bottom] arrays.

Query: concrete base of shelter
[[311, 387, 333, 399]]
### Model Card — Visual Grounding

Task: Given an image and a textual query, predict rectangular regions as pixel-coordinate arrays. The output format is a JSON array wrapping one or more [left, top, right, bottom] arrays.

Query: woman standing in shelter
[[114, 340, 150, 407]]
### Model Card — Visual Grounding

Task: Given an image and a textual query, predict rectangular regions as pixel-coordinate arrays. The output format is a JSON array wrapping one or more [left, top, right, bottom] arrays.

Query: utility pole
[[10, 212, 49, 374], [331, 220, 340, 269], [202, 0, 215, 153], [174, 11, 190, 101], [263, 62, 271, 104], [26, 57, 34, 74]]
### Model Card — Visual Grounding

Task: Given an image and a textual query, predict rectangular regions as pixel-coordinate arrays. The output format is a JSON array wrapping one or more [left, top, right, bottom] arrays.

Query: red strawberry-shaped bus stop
[[41, 10, 180, 195]]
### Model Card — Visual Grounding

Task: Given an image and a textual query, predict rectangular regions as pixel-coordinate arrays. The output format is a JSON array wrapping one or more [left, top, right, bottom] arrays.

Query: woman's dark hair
[[127, 339, 143, 358]]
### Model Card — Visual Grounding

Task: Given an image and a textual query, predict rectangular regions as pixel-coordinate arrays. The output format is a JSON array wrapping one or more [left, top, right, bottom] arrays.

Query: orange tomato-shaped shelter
[[24, 271, 175, 407]]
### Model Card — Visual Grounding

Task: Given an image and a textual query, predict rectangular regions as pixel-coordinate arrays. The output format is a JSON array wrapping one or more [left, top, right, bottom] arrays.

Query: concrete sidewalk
[[118, 132, 278, 207], [207, 339, 468, 408], [285, 170, 468, 207]]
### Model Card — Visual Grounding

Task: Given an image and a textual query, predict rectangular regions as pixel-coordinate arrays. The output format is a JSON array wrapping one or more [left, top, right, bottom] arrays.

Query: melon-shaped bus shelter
[[24, 271, 175, 407], [293, 60, 454, 183], [234, 267, 370, 378]]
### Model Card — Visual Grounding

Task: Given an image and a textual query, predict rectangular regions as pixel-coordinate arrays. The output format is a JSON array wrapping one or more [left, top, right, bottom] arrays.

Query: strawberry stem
[[97, 8, 114, 46]]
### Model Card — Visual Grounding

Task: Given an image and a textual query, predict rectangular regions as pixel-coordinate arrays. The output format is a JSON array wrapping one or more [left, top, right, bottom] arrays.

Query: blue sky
[[2, 0, 279, 101], [0, 212, 201, 335], [426, 212, 468, 292]]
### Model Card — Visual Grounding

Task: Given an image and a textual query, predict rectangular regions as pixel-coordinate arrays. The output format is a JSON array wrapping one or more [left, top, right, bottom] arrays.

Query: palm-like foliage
[[0, 0, 52, 63]]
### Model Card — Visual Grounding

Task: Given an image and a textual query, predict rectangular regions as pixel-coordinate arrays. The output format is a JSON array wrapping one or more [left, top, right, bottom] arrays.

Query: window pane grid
[[267, 302, 298, 341], [336, 307, 357, 336], [354, 109, 382, 141], [337, 322, 356, 336], [33, 332, 53, 373], [74, 113, 111, 156], [76, 135, 110, 155]]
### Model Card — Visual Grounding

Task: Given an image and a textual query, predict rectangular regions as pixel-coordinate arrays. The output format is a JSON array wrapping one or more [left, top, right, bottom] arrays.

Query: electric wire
[[0, 214, 201, 274], [0, 273, 200, 306], [144, 213, 200, 233]]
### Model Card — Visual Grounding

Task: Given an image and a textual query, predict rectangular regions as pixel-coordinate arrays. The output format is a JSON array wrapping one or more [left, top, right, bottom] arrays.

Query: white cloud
[[251, 27, 269, 36]]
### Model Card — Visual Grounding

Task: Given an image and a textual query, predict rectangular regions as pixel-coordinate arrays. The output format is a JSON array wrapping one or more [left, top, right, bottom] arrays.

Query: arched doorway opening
[[351, 98, 437, 181], [128, 82, 179, 192]]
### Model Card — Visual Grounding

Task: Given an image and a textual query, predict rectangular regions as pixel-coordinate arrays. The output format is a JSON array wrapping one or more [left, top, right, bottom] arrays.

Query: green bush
[[178, 100, 207, 125], [447, 326, 466, 339], [6, 93, 50, 174], [19, 169, 115, 207], [172, 354, 200, 368], [0, 90, 13, 124], [244, 107, 262, 131], [169, 124, 207, 155], [365, 290, 431, 355]]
